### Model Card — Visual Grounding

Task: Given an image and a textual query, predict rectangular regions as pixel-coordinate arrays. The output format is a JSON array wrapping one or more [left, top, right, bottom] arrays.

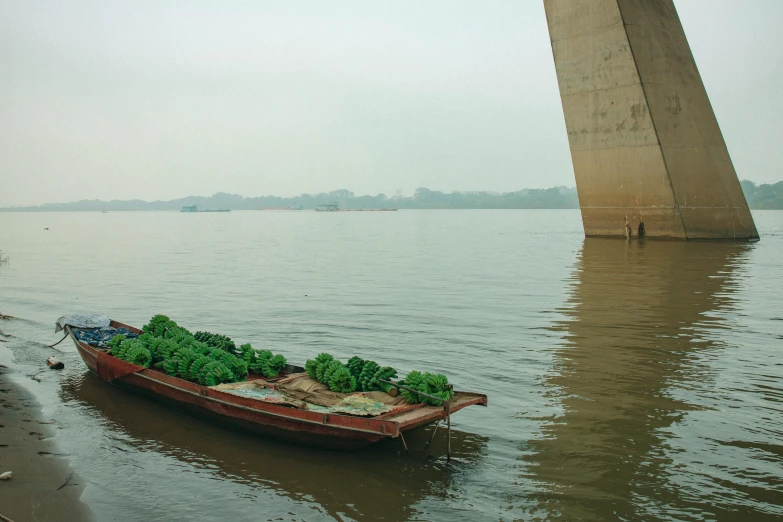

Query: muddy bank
[[0, 362, 92, 522]]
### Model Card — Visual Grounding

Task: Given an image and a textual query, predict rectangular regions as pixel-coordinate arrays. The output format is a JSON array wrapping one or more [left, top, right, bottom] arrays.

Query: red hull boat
[[68, 321, 487, 450]]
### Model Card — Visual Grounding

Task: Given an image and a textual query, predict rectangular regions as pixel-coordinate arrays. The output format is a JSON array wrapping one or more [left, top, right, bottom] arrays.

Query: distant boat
[[339, 208, 398, 212], [181, 205, 230, 213], [315, 202, 397, 212], [256, 205, 304, 211], [315, 203, 339, 212]]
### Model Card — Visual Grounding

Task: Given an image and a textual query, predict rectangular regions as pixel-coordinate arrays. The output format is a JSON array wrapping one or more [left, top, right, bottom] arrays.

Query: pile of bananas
[[142, 315, 178, 338], [328, 365, 356, 393], [109, 315, 287, 386], [194, 331, 236, 353], [357, 360, 378, 389], [305, 353, 356, 393], [238, 344, 288, 379], [347, 356, 365, 381], [306, 353, 333, 381], [398, 371, 454, 406], [121, 330, 243, 385], [109, 335, 153, 368], [114, 316, 456, 404], [306, 354, 400, 394], [107, 334, 127, 353], [359, 362, 397, 392]]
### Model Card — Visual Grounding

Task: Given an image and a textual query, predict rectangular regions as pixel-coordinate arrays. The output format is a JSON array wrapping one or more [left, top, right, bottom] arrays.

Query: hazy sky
[[2, 1, 781, 206]]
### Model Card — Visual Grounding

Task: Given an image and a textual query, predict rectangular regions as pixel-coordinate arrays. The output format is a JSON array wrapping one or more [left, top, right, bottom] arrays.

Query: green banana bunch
[[250, 349, 272, 375], [127, 315, 297, 387], [418, 373, 453, 406], [189, 355, 211, 381], [399, 371, 454, 406], [262, 354, 287, 379], [194, 331, 236, 353], [231, 358, 249, 381], [163, 357, 180, 376], [142, 336, 164, 361], [322, 360, 344, 384], [108, 334, 126, 354], [114, 338, 136, 360], [256, 349, 273, 369], [214, 350, 236, 367], [177, 348, 197, 379], [305, 360, 318, 379], [374, 366, 397, 383], [156, 339, 179, 361], [176, 335, 197, 350], [113, 338, 132, 360], [204, 345, 224, 359], [164, 327, 193, 345], [372, 366, 398, 394], [143, 315, 188, 338], [240, 345, 278, 379], [136, 333, 153, 349], [328, 365, 357, 393], [201, 361, 234, 386], [142, 314, 177, 337], [347, 357, 365, 381], [359, 361, 380, 391], [216, 351, 245, 381], [239, 344, 255, 365], [305, 353, 333, 381], [399, 370, 424, 404], [197, 361, 214, 385], [190, 340, 210, 357], [124, 345, 152, 368], [314, 353, 335, 382]]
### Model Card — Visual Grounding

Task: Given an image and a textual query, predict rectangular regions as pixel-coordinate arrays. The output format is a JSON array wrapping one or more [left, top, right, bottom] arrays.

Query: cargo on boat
[[66, 320, 487, 450]]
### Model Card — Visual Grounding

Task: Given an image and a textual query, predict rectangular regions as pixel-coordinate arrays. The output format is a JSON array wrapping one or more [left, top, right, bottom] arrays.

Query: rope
[[48, 332, 69, 348]]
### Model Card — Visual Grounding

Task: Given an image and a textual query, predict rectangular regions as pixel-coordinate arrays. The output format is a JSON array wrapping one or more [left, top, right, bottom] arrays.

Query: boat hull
[[68, 323, 487, 450]]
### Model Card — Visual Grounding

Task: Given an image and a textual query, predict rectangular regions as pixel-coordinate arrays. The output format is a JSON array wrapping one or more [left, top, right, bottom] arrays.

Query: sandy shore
[[0, 363, 93, 522]]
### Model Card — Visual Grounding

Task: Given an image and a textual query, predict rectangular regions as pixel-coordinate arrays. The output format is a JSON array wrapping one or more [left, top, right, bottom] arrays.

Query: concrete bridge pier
[[544, 0, 759, 240]]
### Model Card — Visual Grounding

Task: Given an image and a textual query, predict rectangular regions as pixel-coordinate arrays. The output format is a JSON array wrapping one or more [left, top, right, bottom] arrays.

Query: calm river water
[[0, 210, 781, 521]]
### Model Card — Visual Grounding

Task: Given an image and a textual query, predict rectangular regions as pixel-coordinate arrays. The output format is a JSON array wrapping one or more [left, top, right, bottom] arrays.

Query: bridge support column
[[544, 0, 758, 240]]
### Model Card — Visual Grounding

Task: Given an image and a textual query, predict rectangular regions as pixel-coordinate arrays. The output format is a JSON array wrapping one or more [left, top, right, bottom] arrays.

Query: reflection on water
[[59, 370, 487, 522], [531, 239, 782, 520]]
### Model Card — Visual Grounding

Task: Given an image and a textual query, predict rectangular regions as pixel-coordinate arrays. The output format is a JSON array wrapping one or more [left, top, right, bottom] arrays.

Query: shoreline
[[0, 357, 93, 521]]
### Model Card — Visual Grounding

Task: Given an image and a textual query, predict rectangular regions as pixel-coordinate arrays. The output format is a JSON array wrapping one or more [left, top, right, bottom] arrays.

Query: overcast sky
[[2, 1, 781, 206]]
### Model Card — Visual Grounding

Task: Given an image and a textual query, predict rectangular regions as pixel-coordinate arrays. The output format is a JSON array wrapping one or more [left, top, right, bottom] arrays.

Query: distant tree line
[[1, 187, 580, 211], [740, 180, 783, 209], [3, 182, 780, 211]]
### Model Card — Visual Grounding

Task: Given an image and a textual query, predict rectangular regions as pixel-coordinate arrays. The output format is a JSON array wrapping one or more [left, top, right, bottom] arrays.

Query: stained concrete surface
[[544, 0, 758, 240]]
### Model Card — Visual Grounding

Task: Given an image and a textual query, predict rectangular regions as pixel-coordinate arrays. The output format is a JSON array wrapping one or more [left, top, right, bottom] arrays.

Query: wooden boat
[[67, 320, 487, 450]]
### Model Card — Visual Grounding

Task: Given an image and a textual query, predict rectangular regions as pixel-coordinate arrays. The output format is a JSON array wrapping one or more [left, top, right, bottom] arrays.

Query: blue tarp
[[72, 327, 138, 348]]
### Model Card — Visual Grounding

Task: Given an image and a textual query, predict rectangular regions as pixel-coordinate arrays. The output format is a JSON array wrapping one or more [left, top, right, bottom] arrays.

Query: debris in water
[[46, 357, 64, 370], [57, 472, 73, 490]]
